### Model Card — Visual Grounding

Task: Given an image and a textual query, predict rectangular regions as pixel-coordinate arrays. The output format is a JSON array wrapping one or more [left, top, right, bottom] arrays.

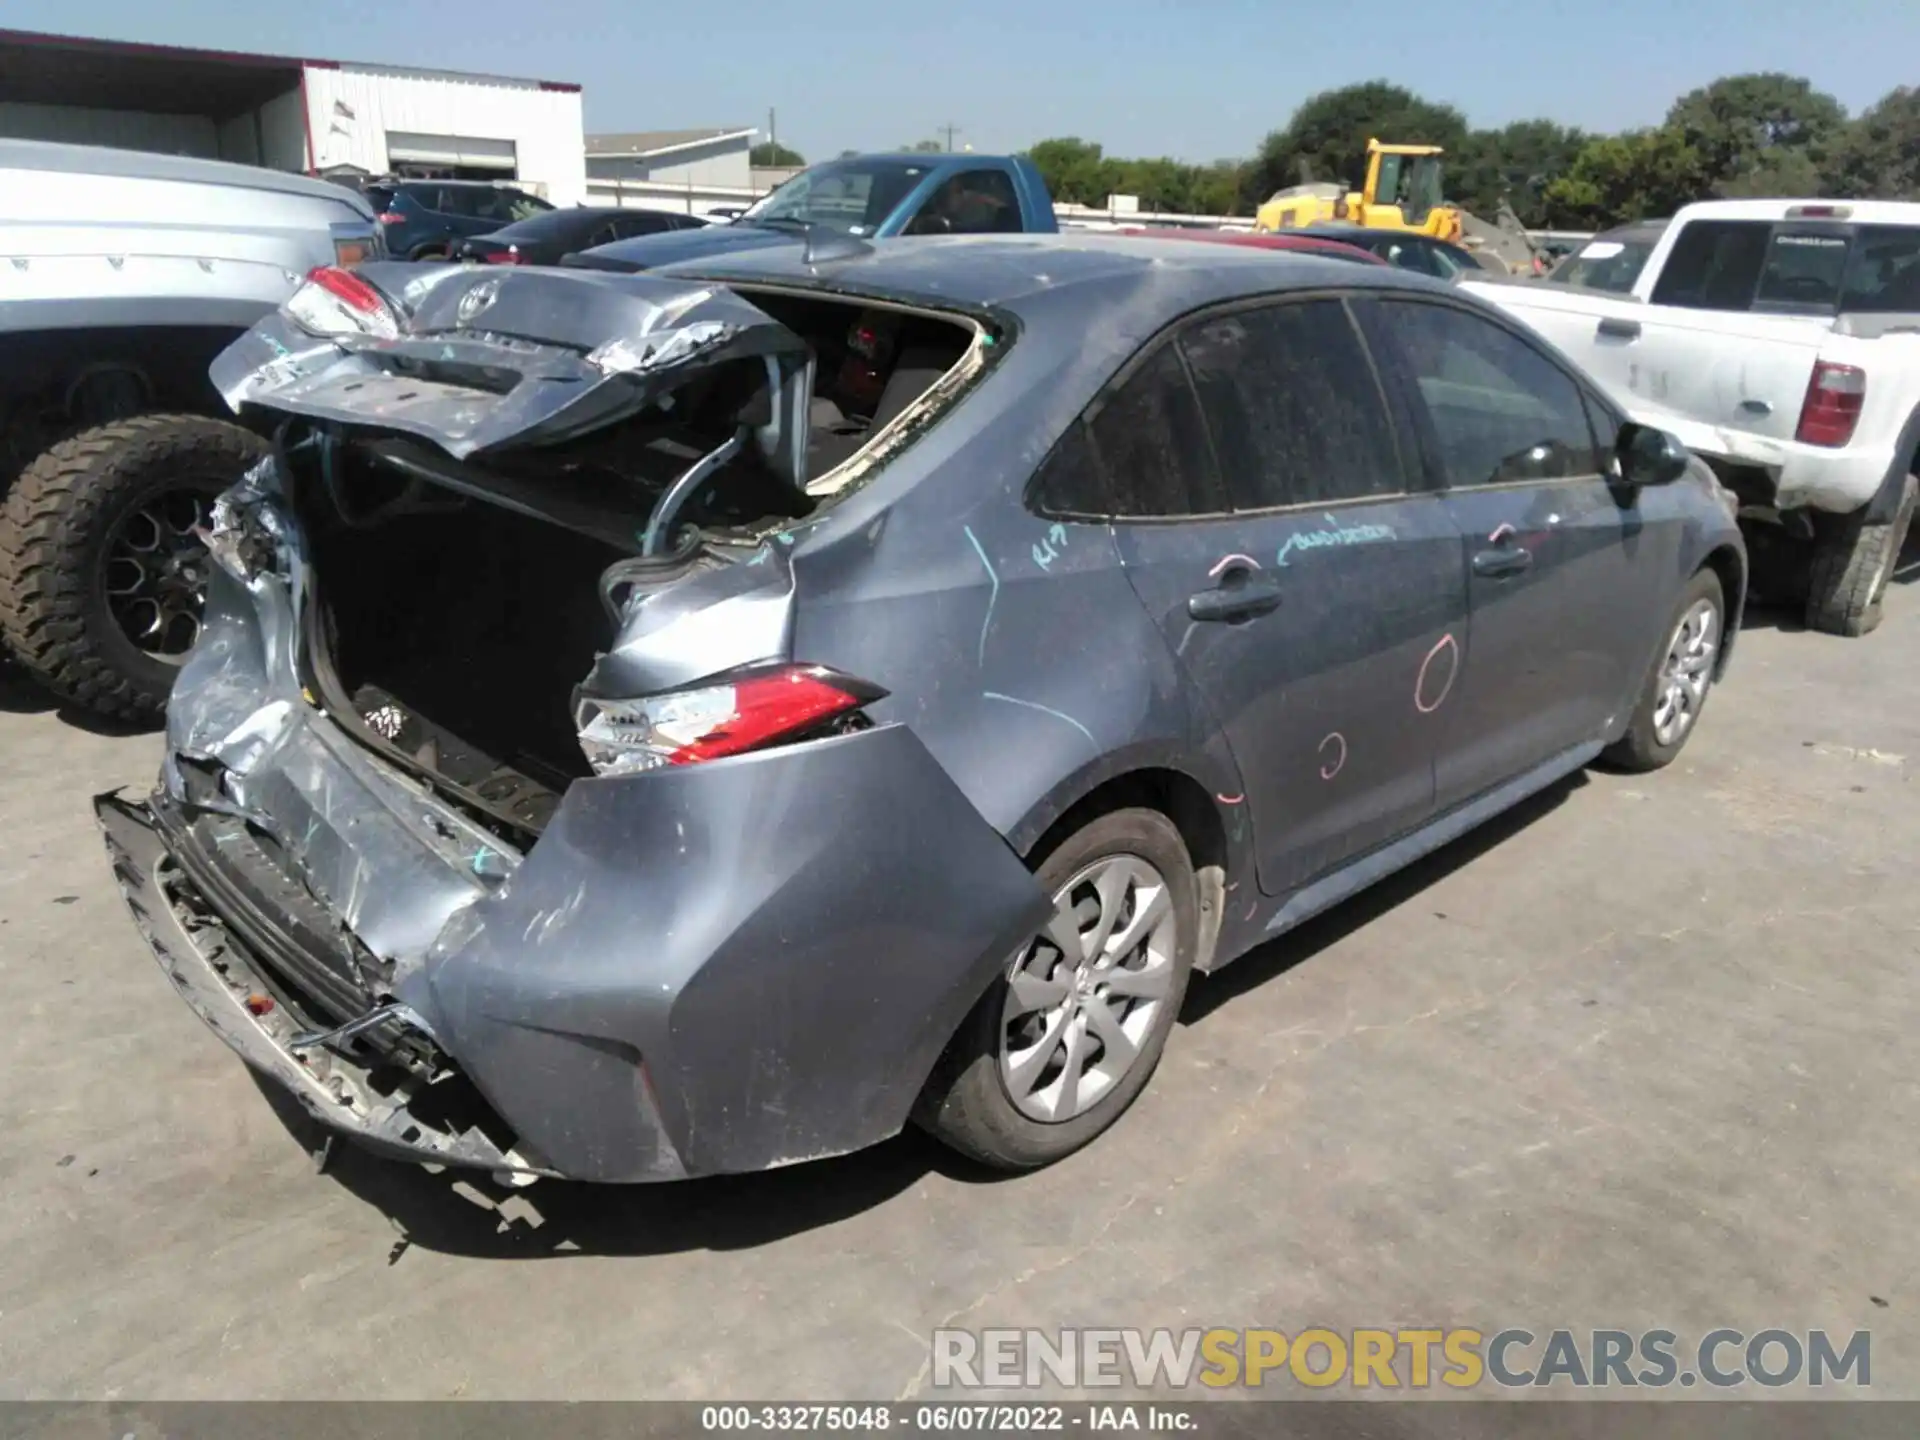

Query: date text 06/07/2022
[[698, 1404, 1198, 1432]]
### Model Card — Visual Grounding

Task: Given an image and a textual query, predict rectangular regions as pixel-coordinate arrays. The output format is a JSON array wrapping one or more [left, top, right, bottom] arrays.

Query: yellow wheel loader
[[1254, 138, 1541, 274]]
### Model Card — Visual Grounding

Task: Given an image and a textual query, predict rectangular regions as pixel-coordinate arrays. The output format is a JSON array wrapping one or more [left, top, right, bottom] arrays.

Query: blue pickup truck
[[565, 152, 1058, 272]]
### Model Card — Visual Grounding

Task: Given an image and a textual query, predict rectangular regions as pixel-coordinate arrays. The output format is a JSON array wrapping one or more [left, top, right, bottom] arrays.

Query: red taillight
[[305, 264, 387, 314], [481, 249, 525, 265], [575, 665, 881, 777], [287, 265, 400, 340], [1795, 361, 1866, 448], [669, 670, 866, 764], [377, 210, 406, 225]]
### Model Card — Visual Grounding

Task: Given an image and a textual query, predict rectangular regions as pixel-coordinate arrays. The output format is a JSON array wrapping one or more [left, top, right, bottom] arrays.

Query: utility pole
[[767, 107, 776, 160], [938, 122, 962, 153]]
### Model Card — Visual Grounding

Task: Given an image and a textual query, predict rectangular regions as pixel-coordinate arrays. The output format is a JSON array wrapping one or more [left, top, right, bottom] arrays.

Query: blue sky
[[8, 0, 1916, 162]]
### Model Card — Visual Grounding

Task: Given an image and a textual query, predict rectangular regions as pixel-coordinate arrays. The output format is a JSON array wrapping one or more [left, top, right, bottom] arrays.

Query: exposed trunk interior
[[283, 289, 977, 846]]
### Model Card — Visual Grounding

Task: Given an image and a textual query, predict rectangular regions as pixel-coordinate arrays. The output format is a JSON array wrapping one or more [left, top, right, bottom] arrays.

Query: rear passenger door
[[1093, 297, 1467, 897], [1359, 296, 1660, 808]]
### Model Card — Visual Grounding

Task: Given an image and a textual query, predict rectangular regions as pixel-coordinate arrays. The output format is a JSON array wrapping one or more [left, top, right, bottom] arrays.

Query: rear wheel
[[1804, 474, 1916, 637], [915, 808, 1197, 1170], [0, 415, 267, 723], [1602, 567, 1724, 773]]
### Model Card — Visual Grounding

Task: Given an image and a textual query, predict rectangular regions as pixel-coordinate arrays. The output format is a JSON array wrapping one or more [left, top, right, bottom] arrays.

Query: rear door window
[[1365, 300, 1602, 487], [1037, 343, 1220, 518], [1179, 298, 1405, 510]]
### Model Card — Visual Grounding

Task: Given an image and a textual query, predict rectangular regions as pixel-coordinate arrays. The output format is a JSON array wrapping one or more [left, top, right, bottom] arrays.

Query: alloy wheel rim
[[1651, 598, 1719, 747], [999, 853, 1178, 1123], [103, 488, 215, 663]]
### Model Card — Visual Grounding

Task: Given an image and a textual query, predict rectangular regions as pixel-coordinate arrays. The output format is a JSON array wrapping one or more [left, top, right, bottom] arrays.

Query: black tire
[[0, 415, 268, 724], [1804, 473, 1916, 637], [1602, 567, 1726, 773], [915, 808, 1198, 1171]]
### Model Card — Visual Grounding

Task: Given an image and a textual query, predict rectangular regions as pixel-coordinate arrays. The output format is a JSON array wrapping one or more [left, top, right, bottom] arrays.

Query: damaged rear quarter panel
[[396, 723, 1051, 1180], [774, 274, 1254, 879]]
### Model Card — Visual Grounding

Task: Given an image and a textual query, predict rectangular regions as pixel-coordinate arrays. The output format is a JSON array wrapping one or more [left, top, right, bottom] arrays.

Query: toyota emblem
[[456, 276, 502, 324]]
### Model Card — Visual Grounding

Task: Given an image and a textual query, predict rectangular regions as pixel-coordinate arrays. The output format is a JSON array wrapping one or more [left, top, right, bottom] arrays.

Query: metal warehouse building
[[0, 28, 587, 204], [585, 128, 760, 217]]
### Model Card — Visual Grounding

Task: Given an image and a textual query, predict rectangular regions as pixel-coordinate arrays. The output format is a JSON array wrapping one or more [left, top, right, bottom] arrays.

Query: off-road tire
[[1602, 567, 1725, 773], [915, 808, 1198, 1171], [1804, 473, 1916, 638], [0, 414, 267, 724]]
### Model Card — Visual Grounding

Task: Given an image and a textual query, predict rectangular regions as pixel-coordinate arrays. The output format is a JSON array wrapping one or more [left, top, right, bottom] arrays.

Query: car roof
[[1302, 223, 1452, 247], [0, 137, 375, 213], [653, 232, 1440, 320], [1118, 228, 1388, 264], [1591, 219, 1670, 244], [1673, 198, 1920, 226], [388, 177, 531, 191]]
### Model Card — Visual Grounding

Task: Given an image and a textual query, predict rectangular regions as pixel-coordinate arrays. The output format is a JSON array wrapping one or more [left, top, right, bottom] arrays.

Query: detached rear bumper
[[96, 791, 554, 1178]]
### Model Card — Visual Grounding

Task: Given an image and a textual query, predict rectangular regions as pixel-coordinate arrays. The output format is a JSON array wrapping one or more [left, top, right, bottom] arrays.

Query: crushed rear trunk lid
[[209, 262, 818, 493]]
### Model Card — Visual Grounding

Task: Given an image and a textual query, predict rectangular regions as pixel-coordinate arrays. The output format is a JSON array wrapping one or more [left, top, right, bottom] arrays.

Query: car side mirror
[[1616, 423, 1690, 486]]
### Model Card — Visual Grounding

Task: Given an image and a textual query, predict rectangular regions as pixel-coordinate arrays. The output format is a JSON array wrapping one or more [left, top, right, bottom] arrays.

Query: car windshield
[[740, 158, 931, 235], [1549, 238, 1658, 293]]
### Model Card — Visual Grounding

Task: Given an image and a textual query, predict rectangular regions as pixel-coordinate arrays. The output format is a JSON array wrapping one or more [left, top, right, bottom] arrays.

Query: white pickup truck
[[1465, 199, 1920, 636]]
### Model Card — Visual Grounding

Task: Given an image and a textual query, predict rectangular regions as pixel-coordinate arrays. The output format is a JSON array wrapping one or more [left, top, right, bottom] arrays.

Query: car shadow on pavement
[[0, 657, 56, 715], [1738, 601, 1805, 634], [250, 1071, 1009, 1261], [0, 657, 160, 734], [1180, 770, 1586, 1025]]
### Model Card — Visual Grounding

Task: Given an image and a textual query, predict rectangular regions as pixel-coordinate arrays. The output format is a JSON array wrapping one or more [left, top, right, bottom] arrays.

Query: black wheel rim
[[102, 487, 216, 662]]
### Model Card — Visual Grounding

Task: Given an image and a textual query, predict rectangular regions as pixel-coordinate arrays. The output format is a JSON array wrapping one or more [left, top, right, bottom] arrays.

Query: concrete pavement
[[1, 586, 1914, 1401]]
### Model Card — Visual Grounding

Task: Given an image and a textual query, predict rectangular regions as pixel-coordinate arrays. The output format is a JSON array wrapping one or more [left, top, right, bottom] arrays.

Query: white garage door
[[385, 131, 517, 171]]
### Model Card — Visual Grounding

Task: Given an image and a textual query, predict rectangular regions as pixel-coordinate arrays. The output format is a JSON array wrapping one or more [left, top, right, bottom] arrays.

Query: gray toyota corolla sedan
[[96, 235, 1744, 1183]]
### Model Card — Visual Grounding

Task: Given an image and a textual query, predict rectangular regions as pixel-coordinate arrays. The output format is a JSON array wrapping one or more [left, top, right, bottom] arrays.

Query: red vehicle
[[1117, 227, 1387, 265]]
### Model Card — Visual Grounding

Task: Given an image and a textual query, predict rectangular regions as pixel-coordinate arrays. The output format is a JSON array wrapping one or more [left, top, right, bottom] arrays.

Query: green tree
[[749, 141, 805, 167], [1450, 120, 1587, 227], [899, 139, 946, 153], [1112, 157, 1195, 212], [1542, 128, 1705, 229], [1665, 73, 1845, 195], [1824, 86, 1920, 198], [1190, 160, 1250, 217], [1024, 137, 1120, 205], [1244, 82, 1470, 208]]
